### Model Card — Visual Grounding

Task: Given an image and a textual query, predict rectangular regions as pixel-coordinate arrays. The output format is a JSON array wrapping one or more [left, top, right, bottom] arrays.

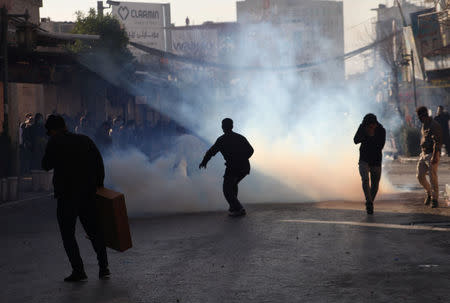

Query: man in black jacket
[[353, 114, 386, 214], [199, 118, 254, 217], [434, 105, 449, 156], [42, 115, 110, 282]]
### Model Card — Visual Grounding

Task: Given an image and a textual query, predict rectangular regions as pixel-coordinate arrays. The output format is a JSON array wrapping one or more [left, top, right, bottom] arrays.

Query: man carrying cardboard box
[[42, 115, 110, 282]]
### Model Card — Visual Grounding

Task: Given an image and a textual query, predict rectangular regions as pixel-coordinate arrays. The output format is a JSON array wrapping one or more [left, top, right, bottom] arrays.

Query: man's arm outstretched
[[199, 139, 221, 169]]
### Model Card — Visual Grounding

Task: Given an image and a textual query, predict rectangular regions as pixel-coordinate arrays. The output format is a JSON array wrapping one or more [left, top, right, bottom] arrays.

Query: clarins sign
[[117, 6, 160, 21], [112, 1, 171, 51]]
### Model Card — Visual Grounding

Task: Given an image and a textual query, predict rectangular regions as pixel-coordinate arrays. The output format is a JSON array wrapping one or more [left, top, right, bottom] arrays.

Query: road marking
[[281, 219, 450, 232], [0, 193, 53, 208]]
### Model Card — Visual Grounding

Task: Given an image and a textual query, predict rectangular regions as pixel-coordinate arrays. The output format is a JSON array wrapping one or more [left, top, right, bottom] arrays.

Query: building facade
[[236, 0, 345, 82], [40, 18, 75, 34], [372, 0, 449, 123]]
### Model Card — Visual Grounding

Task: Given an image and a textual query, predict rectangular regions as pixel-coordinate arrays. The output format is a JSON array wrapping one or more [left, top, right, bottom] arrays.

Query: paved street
[[1, 158, 450, 303]]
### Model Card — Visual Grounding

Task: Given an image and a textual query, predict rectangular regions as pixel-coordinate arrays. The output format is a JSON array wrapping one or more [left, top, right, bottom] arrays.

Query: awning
[[36, 30, 100, 44]]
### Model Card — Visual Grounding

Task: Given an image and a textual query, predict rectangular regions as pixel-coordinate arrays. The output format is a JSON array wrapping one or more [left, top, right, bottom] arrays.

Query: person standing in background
[[434, 105, 450, 156], [19, 113, 33, 175], [30, 113, 47, 170], [353, 114, 386, 214], [417, 106, 443, 208], [95, 121, 113, 154]]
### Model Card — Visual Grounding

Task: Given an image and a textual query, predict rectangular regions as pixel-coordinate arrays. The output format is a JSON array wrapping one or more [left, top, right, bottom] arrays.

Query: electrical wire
[[130, 30, 401, 71]]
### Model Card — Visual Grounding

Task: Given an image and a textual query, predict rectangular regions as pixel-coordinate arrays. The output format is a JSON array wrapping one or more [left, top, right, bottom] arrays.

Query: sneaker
[[431, 199, 439, 208], [366, 202, 374, 215], [424, 195, 431, 206], [64, 271, 88, 282], [99, 267, 111, 280], [228, 208, 246, 217]]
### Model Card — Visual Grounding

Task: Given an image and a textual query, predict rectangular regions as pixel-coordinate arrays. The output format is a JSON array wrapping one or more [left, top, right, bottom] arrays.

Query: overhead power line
[[130, 30, 400, 71]]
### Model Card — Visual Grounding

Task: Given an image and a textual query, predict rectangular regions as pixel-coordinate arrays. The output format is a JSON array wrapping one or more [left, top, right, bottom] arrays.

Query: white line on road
[[281, 219, 450, 232]]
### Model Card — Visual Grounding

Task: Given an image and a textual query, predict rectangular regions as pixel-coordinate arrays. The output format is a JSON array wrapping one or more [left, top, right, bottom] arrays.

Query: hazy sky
[[41, 1, 391, 41], [40, 0, 394, 73]]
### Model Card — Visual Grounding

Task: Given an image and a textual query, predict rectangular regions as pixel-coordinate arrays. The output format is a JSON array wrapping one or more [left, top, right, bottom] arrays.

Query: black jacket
[[435, 112, 450, 138], [42, 132, 105, 198], [202, 131, 254, 176], [353, 123, 386, 166]]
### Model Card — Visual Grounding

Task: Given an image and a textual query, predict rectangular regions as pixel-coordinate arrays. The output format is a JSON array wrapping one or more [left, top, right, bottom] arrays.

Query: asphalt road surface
[[1, 158, 450, 303]]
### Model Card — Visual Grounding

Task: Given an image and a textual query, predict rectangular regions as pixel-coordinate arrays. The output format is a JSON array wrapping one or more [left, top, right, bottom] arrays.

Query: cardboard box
[[96, 187, 132, 252]]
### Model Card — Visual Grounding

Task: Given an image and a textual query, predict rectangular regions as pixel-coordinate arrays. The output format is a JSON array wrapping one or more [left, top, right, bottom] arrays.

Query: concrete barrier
[[42, 171, 53, 192], [7, 177, 18, 201], [0, 178, 7, 202], [19, 177, 32, 192], [31, 170, 40, 192]]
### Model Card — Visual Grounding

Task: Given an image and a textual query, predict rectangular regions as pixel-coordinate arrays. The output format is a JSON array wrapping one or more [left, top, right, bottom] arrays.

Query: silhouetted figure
[[95, 121, 113, 153], [434, 105, 450, 156], [30, 113, 47, 170], [353, 114, 386, 214], [19, 113, 33, 174], [61, 113, 76, 133], [122, 120, 138, 147], [199, 118, 254, 217], [75, 116, 95, 138], [42, 115, 110, 282], [417, 106, 443, 208], [111, 116, 124, 149]]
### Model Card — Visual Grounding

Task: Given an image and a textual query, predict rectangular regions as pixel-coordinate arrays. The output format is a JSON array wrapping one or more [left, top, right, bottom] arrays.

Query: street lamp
[[97, 1, 121, 16]]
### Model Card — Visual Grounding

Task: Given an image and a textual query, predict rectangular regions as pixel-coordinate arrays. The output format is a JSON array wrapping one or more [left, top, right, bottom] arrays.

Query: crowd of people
[[19, 111, 189, 175], [32, 104, 449, 283], [354, 105, 450, 214]]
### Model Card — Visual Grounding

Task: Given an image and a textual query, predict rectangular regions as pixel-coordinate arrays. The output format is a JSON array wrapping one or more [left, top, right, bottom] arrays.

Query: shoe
[[64, 271, 88, 282], [431, 199, 439, 208], [424, 195, 431, 206], [228, 208, 246, 217], [366, 202, 374, 215], [99, 267, 111, 280]]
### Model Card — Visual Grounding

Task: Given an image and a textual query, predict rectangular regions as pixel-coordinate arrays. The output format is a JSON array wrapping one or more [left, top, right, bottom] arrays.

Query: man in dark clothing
[[30, 113, 47, 170], [199, 118, 254, 217], [434, 105, 450, 156], [353, 113, 386, 214], [42, 115, 110, 282], [417, 106, 443, 208], [95, 121, 113, 154], [20, 113, 33, 174]]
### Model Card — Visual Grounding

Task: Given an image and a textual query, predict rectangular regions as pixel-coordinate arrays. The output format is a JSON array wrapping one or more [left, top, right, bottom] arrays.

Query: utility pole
[[97, 1, 104, 16], [411, 49, 417, 109], [1, 6, 8, 135], [395, 0, 408, 27]]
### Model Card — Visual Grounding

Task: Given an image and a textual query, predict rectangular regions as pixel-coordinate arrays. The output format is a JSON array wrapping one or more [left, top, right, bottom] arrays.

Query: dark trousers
[[443, 135, 450, 155], [57, 195, 108, 273], [358, 162, 381, 204], [223, 173, 246, 212]]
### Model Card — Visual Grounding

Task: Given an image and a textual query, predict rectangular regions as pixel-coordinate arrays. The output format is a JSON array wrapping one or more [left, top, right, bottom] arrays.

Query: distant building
[[40, 18, 75, 34], [371, 0, 449, 118], [236, 0, 345, 83], [9, 0, 42, 24], [170, 22, 239, 62]]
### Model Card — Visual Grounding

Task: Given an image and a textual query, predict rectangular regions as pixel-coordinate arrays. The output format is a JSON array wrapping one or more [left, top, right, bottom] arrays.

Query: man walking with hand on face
[[199, 118, 254, 217], [354, 114, 386, 214], [416, 106, 443, 208]]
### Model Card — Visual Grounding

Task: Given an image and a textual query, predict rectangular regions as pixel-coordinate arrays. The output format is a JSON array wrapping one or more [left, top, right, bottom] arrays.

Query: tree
[[70, 8, 135, 86], [71, 9, 131, 58]]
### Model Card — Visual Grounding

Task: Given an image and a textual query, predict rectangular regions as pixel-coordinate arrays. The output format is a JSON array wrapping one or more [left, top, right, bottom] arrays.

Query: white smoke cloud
[[94, 22, 401, 215]]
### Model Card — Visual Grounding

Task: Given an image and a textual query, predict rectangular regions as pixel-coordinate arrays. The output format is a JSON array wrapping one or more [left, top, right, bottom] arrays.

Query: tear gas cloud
[[98, 23, 400, 215]]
